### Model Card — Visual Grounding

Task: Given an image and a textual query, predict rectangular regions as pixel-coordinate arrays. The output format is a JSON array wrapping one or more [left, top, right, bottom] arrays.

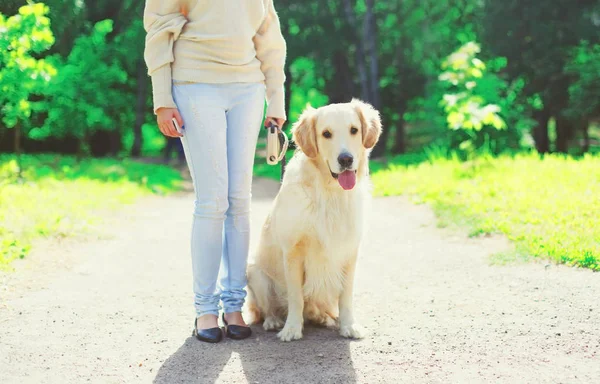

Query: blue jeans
[[173, 82, 265, 318]]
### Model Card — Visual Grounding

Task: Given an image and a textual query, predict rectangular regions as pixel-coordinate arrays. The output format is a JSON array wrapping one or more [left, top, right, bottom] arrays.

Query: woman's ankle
[[196, 314, 219, 329], [224, 311, 247, 327]]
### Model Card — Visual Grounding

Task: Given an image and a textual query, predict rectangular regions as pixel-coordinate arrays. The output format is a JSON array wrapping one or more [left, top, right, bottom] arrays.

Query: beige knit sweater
[[143, 0, 287, 118]]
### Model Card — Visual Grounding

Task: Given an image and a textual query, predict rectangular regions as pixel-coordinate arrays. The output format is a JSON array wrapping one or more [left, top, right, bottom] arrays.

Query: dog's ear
[[292, 106, 318, 158], [352, 98, 382, 149]]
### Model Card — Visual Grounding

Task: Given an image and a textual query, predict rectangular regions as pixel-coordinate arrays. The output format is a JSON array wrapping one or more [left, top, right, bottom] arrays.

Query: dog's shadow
[[153, 324, 358, 383]]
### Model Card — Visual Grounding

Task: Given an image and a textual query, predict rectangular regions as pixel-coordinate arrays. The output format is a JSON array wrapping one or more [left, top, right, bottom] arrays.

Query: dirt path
[[1, 178, 599, 384]]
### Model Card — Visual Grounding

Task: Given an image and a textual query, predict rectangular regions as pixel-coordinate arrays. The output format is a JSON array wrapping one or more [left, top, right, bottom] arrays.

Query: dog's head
[[292, 99, 382, 190]]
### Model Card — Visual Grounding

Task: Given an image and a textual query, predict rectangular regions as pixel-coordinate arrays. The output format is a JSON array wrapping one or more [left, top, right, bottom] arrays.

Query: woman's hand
[[156, 107, 184, 137], [264, 117, 286, 128]]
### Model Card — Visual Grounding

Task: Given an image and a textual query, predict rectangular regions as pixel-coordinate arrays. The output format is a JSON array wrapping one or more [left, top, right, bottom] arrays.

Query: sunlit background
[[1, 0, 599, 270]]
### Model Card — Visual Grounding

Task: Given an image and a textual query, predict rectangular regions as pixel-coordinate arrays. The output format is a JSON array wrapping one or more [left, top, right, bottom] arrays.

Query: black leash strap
[[278, 129, 287, 182]]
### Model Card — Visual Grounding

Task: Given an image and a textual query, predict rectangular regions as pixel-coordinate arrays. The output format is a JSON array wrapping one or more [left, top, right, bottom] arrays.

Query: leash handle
[[266, 122, 288, 165]]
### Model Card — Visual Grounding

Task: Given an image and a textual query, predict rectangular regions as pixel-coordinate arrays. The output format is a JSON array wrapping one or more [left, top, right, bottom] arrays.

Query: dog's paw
[[277, 323, 303, 342], [323, 315, 338, 329], [263, 316, 284, 331], [339, 323, 366, 339]]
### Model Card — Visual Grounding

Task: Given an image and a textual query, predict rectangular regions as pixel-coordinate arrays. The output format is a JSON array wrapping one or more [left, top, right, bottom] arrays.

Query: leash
[[266, 121, 288, 183]]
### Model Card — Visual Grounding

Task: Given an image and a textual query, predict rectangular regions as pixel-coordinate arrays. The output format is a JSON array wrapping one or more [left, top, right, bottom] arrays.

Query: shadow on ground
[[154, 325, 357, 383]]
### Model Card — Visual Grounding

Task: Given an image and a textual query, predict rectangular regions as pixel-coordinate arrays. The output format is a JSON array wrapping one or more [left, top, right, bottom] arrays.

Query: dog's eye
[[323, 131, 332, 139], [350, 127, 359, 135]]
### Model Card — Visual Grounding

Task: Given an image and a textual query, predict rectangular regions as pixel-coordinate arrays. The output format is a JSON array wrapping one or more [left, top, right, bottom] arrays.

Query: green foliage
[[33, 19, 128, 151], [440, 42, 506, 132], [121, 123, 168, 157], [2, 0, 598, 157], [0, 3, 56, 130], [565, 41, 600, 119], [372, 153, 600, 270], [438, 42, 539, 155], [0, 0, 598, 274], [480, 0, 600, 153], [0, 154, 183, 268], [288, 57, 328, 124], [254, 148, 600, 270]]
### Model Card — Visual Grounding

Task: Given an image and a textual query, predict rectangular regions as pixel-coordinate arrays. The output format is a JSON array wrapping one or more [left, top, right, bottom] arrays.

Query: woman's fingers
[[160, 120, 179, 138], [166, 120, 181, 137], [265, 116, 286, 128], [158, 121, 169, 136], [173, 109, 185, 130], [156, 108, 183, 137]]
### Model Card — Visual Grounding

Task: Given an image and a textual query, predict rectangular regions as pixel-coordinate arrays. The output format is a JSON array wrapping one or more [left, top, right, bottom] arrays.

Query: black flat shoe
[[192, 318, 223, 343], [222, 313, 252, 340]]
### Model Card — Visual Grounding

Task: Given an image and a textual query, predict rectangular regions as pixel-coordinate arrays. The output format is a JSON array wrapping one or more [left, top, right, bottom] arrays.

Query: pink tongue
[[338, 170, 356, 190]]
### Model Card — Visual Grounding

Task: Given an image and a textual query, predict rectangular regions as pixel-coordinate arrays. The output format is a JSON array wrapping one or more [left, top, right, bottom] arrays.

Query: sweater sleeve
[[254, 0, 287, 120], [143, 0, 187, 114]]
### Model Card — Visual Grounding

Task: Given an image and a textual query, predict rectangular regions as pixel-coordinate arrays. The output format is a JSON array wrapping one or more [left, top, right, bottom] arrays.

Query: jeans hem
[[222, 306, 244, 314], [196, 309, 220, 318]]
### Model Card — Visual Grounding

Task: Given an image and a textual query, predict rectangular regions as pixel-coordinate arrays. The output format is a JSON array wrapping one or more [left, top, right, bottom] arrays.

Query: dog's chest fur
[[301, 184, 366, 301]]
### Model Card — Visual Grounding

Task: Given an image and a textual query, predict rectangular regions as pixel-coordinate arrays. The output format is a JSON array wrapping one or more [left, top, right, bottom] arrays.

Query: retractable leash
[[265, 121, 288, 182]]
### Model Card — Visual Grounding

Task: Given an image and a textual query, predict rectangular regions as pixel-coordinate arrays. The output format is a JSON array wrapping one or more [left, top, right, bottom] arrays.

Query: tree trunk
[[389, 28, 410, 155], [14, 124, 23, 179], [326, 50, 354, 104], [14, 124, 21, 155], [342, 0, 369, 101], [555, 117, 569, 153], [582, 120, 590, 153], [392, 106, 407, 154], [77, 130, 91, 161], [363, 0, 380, 109], [109, 131, 122, 157], [364, 0, 386, 157], [533, 110, 550, 154], [132, 59, 147, 157]]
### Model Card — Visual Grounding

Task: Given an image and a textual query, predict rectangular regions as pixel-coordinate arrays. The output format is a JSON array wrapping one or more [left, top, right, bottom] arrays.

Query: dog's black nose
[[337, 153, 354, 168]]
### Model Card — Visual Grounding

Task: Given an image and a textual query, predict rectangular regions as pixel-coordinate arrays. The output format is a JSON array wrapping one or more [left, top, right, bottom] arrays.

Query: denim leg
[[173, 84, 228, 318], [219, 83, 266, 313]]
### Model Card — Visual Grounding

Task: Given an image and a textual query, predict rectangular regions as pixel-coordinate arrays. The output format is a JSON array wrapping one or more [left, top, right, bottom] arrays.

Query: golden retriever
[[247, 99, 382, 341]]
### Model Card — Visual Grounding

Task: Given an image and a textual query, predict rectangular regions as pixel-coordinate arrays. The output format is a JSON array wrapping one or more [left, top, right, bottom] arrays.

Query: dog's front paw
[[263, 316, 284, 331], [277, 323, 303, 342], [339, 323, 365, 339], [323, 315, 338, 329]]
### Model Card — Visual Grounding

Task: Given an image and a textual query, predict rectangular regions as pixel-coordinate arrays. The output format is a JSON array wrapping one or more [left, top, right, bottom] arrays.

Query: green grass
[[0, 154, 183, 269], [372, 152, 600, 270], [254, 150, 600, 270]]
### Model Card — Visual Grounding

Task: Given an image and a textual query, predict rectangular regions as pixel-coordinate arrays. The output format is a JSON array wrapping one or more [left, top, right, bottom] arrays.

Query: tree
[[482, 0, 599, 153], [374, 0, 485, 155], [564, 41, 600, 153], [34, 19, 128, 156], [438, 42, 508, 155], [0, 3, 56, 174]]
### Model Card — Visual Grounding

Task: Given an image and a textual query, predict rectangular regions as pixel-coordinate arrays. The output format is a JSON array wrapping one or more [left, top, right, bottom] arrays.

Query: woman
[[143, 0, 286, 343]]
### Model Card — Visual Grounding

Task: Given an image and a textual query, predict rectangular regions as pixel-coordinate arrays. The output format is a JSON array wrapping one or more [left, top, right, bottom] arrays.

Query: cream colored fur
[[247, 99, 382, 341]]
